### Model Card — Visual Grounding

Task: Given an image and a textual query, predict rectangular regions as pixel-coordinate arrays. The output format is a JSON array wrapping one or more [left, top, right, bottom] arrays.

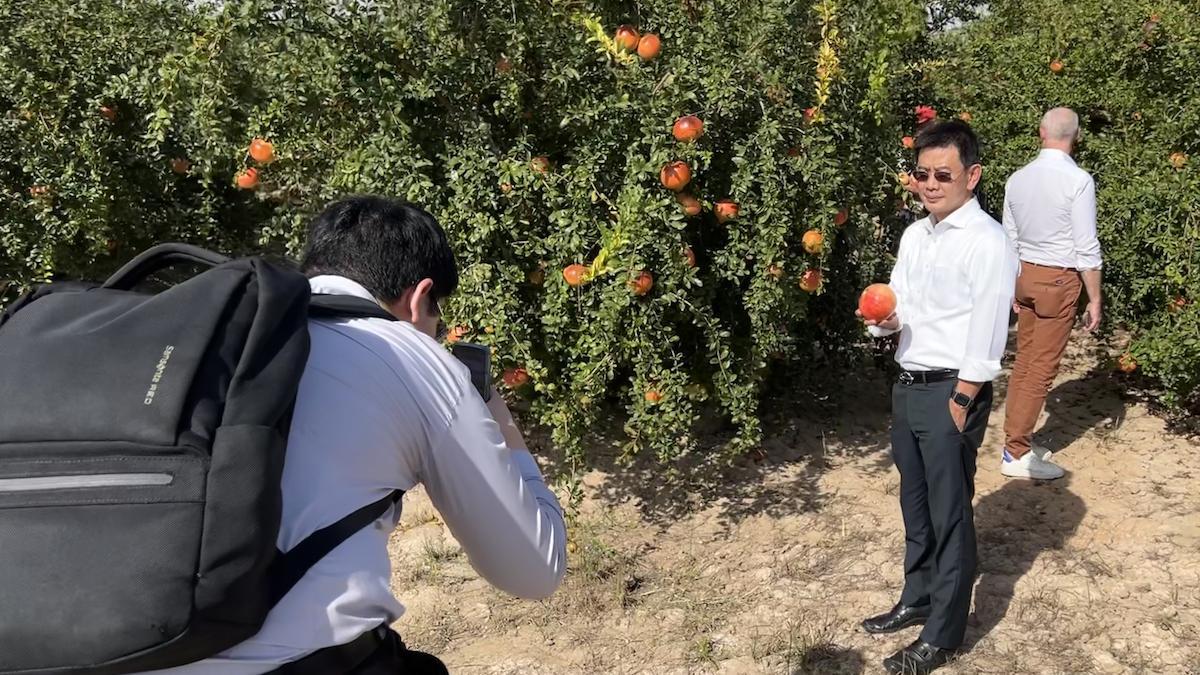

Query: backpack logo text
[[144, 345, 176, 405]]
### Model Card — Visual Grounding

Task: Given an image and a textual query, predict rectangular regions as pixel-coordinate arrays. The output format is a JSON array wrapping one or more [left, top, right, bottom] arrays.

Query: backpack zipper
[[0, 473, 174, 493]]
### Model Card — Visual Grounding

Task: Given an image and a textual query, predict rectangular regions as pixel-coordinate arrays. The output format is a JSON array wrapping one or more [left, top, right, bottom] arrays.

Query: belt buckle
[[899, 371, 915, 386]]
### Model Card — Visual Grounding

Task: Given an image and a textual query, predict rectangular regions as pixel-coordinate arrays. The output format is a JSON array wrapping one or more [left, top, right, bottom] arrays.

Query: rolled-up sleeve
[[1071, 176, 1103, 270], [959, 231, 1019, 382], [420, 391, 567, 600]]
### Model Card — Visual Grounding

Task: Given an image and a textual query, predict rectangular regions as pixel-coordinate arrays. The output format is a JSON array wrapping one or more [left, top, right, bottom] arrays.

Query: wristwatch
[[951, 391, 973, 408]]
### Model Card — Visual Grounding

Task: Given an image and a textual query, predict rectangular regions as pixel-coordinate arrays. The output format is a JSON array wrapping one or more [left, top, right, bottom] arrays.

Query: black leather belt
[[269, 624, 388, 675], [898, 368, 959, 386]]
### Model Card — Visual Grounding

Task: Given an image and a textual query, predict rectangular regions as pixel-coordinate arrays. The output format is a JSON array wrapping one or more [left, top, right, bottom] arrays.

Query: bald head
[[1040, 107, 1080, 150]]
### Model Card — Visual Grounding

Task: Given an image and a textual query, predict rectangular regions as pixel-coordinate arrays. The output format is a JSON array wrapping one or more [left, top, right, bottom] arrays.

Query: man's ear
[[385, 288, 415, 321], [407, 278, 436, 324], [967, 164, 983, 192], [382, 279, 437, 324]]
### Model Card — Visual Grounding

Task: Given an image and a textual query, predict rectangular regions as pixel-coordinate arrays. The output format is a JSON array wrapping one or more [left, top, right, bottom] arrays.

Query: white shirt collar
[[308, 275, 379, 303], [1038, 148, 1076, 164], [923, 197, 982, 232]]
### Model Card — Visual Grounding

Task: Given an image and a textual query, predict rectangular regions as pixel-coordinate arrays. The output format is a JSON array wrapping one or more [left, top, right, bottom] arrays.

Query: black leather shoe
[[883, 639, 958, 674], [861, 602, 931, 634]]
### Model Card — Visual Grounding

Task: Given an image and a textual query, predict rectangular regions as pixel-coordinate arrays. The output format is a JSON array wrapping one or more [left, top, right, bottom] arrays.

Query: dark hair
[[300, 195, 458, 304], [914, 119, 981, 168]]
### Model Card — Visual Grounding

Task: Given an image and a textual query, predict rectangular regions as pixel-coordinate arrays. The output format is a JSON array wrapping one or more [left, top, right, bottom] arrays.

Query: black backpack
[[0, 244, 400, 674]]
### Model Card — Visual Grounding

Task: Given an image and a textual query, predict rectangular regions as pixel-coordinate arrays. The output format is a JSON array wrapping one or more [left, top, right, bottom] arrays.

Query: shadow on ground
[[1035, 372, 1128, 455], [966, 473, 1087, 650]]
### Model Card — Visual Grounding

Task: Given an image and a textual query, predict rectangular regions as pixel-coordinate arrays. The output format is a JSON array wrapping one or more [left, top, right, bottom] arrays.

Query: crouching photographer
[[148, 195, 567, 674]]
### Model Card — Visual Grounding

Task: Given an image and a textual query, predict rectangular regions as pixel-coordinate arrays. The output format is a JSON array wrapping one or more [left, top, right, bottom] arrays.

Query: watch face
[[953, 392, 972, 406]]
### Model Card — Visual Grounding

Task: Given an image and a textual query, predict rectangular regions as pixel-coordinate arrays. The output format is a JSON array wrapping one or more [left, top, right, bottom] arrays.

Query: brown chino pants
[[1003, 261, 1082, 459]]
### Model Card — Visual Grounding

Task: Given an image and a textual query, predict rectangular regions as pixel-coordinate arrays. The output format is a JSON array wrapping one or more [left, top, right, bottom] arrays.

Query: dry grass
[[747, 615, 863, 674], [404, 606, 466, 655], [686, 634, 720, 668], [398, 535, 461, 586]]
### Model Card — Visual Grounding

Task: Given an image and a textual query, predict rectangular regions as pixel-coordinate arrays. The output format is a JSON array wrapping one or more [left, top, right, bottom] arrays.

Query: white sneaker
[[1000, 447, 1065, 480], [1031, 444, 1053, 461]]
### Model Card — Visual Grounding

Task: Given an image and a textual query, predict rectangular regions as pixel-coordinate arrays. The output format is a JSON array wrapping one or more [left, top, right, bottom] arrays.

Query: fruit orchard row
[[3, 0, 1196, 466], [2, 0, 934, 465]]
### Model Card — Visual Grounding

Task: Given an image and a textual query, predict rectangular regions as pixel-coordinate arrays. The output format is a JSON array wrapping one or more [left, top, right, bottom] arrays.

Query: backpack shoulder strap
[[267, 293, 401, 605], [308, 293, 398, 321], [268, 491, 403, 606]]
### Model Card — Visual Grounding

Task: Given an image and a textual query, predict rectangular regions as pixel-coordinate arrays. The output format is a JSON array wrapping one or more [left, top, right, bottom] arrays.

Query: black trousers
[[347, 629, 448, 675], [891, 378, 992, 649], [270, 626, 449, 675]]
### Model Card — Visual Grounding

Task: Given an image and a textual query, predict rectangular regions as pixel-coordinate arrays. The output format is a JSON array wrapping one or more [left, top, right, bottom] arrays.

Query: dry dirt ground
[[387, 329, 1200, 674]]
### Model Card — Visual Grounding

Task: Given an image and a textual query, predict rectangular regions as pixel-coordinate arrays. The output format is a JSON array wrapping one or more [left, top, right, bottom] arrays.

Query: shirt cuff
[[867, 324, 899, 338], [1076, 257, 1102, 271], [958, 358, 1001, 383]]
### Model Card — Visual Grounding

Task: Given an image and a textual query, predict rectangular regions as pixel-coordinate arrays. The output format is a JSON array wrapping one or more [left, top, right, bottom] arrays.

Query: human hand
[[1083, 301, 1102, 332], [857, 309, 900, 332], [948, 399, 967, 433]]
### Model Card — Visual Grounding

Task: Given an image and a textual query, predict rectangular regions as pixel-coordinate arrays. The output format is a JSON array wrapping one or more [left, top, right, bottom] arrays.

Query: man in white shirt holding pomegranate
[[861, 120, 1019, 674]]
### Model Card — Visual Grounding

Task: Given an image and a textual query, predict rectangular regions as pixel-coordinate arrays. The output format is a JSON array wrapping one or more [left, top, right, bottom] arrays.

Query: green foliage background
[[1, 0, 1195, 465]]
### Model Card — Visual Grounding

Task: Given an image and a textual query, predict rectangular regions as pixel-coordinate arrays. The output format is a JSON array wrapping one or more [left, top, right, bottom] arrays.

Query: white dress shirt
[[1002, 148, 1103, 270], [869, 198, 1019, 382], [143, 275, 566, 674]]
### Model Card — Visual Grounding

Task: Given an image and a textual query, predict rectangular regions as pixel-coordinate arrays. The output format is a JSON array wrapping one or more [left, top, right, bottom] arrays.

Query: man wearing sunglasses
[[998, 107, 1103, 480], [860, 120, 1018, 674]]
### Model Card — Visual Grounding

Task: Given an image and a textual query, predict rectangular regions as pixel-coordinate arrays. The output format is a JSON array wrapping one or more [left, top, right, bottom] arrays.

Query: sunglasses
[[911, 169, 957, 184]]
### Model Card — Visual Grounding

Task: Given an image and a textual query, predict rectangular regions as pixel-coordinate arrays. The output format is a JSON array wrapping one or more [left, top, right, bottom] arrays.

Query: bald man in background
[[1000, 107, 1103, 480]]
